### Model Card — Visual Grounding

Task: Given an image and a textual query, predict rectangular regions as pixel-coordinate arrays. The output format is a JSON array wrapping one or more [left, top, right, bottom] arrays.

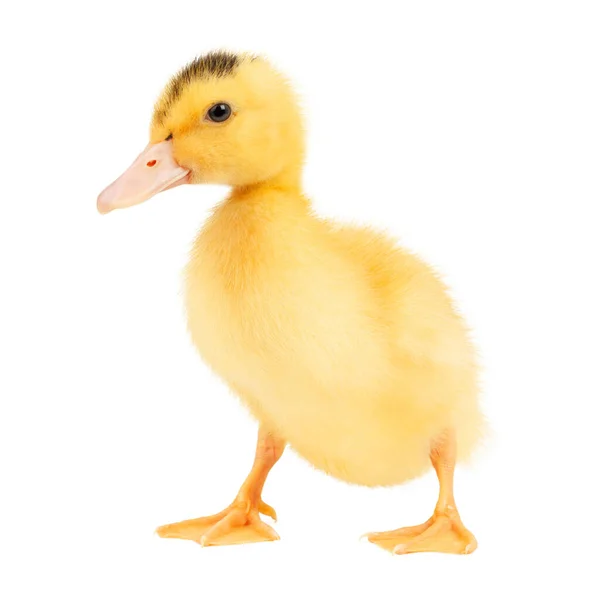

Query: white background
[[1, 1, 599, 598]]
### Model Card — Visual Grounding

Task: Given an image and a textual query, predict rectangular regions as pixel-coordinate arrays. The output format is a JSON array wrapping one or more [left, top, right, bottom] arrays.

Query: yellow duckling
[[98, 51, 483, 555]]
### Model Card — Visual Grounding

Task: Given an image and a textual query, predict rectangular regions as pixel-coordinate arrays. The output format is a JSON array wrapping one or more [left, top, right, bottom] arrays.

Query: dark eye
[[206, 103, 232, 123]]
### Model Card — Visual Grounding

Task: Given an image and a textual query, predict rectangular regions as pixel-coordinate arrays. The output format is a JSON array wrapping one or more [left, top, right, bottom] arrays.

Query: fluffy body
[[151, 52, 482, 488], [184, 190, 481, 486]]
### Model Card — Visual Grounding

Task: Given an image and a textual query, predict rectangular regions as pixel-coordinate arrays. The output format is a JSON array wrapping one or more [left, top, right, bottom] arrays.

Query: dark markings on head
[[155, 51, 248, 123]]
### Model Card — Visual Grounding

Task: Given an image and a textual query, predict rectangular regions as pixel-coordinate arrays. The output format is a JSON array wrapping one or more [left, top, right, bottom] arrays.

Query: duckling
[[97, 51, 483, 555]]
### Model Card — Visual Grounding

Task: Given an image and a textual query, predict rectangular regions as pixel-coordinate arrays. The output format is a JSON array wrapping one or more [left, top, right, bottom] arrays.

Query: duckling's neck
[[228, 167, 309, 212], [232, 164, 303, 199]]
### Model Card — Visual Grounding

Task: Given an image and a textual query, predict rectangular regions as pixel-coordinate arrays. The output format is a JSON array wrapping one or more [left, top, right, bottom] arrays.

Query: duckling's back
[[185, 190, 483, 487]]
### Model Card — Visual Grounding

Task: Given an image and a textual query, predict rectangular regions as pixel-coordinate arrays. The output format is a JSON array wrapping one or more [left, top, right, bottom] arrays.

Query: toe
[[156, 514, 223, 540], [393, 516, 450, 554], [250, 517, 280, 541], [202, 509, 247, 545], [366, 519, 434, 542], [258, 500, 278, 521]]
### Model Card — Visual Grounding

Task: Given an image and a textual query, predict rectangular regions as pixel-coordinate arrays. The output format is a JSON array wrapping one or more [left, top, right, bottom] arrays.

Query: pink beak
[[97, 140, 190, 214]]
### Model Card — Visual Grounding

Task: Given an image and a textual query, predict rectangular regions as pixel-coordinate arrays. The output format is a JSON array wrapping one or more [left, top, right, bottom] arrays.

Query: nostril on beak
[[146, 160, 157, 167]]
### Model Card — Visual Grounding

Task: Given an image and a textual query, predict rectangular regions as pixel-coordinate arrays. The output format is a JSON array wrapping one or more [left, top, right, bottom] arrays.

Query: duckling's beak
[[97, 140, 190, 214]]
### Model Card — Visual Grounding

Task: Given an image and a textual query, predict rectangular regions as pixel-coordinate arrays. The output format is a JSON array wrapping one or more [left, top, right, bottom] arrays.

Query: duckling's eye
[[206, 103, 232, 123]]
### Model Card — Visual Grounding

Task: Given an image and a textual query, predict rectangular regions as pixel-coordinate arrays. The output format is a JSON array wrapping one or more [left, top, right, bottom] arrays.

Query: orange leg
[[156, 427, 285, 547], [366, 429, 477, 555]]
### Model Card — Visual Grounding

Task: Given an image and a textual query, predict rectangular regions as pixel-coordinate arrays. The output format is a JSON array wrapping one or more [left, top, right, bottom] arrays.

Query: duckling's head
[[98, 51, 304, 214]]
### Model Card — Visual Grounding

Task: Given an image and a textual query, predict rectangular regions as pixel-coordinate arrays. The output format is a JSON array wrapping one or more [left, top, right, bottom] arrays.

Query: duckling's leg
[[365, 429, 477, 555], [156, 427, 285, 547]]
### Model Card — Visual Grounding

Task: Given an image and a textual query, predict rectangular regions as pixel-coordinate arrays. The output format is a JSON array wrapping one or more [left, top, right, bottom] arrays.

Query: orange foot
[[365, 508, 477, 555], [156, 498, 279, 547]]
